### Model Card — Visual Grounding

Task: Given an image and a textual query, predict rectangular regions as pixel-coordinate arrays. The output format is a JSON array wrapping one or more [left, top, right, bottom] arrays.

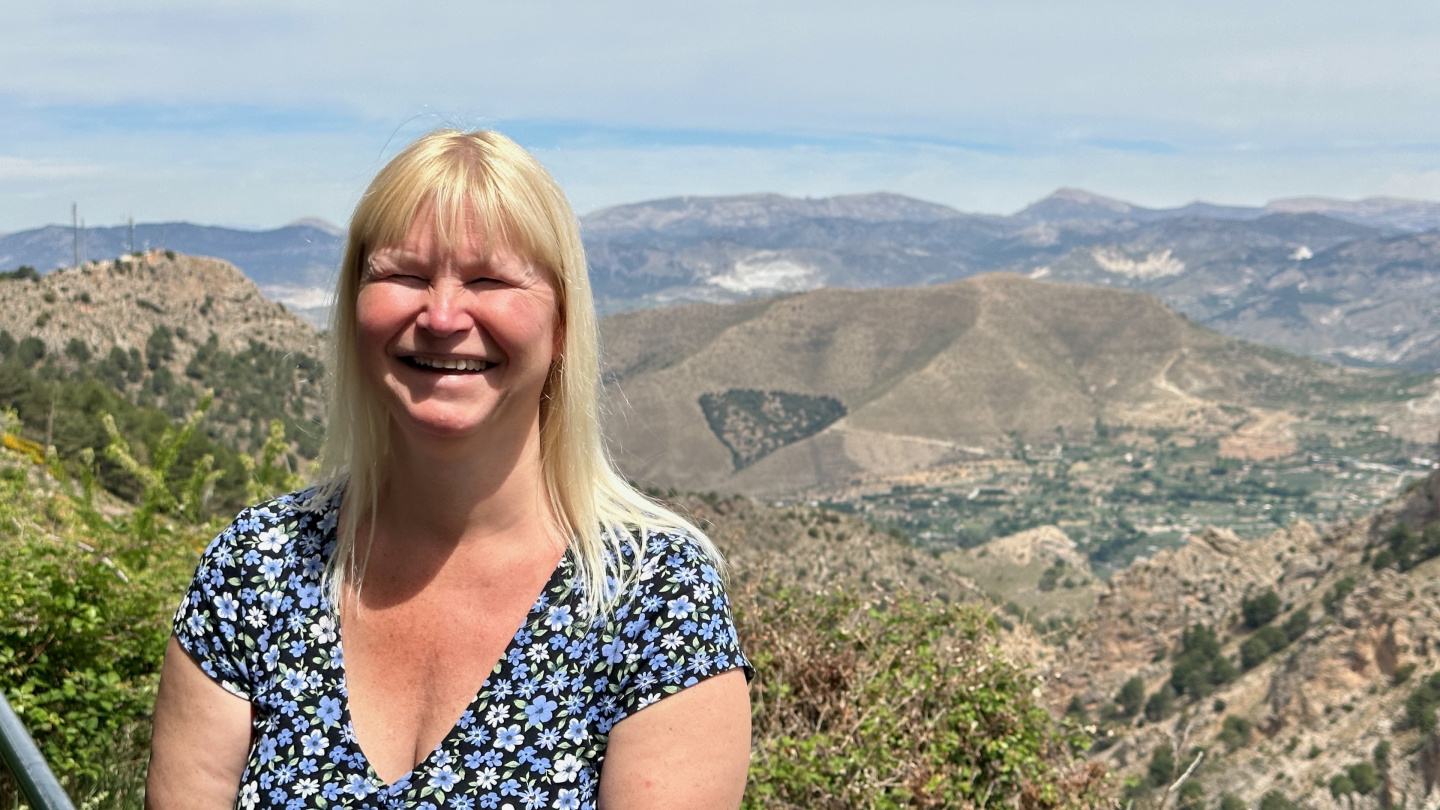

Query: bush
[[1242, 589, 1281, 628], [1348, 762, 1378, 796], [17, 336, 45, 368], [0, 450, 212, 801], [1220, 715, 1253, 750], [738, 585, 1104, 809], [1219, 794, 1246, 810], [1404, 672, 1440, 732], [1177, 780, 1204, 810], [1259, 790, 1297, 810], [1324, 576, 1357, 614], [1146, 744, 1175, 788], [1117, 676, 1145, 718], [1145, 685, 1176, 721], [1283, 608, 1310, 642]]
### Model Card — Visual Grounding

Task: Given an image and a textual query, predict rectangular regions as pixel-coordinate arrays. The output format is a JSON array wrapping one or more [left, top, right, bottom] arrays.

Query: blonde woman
[[147, 130, 752, 809]]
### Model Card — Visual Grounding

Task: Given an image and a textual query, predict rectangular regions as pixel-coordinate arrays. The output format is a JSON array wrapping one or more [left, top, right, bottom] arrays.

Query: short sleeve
[[171, 513, 258, 700], [608, 531, 752, 724]]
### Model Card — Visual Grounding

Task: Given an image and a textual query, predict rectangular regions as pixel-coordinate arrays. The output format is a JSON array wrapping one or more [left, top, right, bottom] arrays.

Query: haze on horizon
[[5, 0, 1440, 233]]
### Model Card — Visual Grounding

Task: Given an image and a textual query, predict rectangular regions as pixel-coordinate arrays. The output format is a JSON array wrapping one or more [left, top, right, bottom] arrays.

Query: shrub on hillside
[[1241, 589, 1281, 628], [737, 584, 1107, 809]]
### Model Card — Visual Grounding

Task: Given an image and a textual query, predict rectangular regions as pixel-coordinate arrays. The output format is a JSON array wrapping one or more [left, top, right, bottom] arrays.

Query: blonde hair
[[315, 129, 718, 615]]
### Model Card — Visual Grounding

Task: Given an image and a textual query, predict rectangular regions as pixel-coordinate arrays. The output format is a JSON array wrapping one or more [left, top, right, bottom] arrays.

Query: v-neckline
[[336, 552, 572, 792]]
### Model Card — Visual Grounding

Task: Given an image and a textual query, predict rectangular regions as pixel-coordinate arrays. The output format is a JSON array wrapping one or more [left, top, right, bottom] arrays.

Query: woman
[[147, 130, 752, 809]]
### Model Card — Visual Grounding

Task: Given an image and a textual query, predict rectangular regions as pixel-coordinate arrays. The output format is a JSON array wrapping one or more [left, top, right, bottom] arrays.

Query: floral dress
[[173, 489, 751, 810]]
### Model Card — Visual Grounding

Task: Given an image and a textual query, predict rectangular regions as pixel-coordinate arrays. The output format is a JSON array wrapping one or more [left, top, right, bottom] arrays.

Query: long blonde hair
[[315, 129, 718, 615]]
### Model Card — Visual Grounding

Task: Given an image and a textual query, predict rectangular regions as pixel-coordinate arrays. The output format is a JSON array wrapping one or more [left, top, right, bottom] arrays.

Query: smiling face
[[355, 205, 561, 453]]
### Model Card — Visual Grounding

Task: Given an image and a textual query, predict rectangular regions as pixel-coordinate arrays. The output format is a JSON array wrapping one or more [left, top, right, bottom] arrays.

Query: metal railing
[[0, 691, 76, 810]]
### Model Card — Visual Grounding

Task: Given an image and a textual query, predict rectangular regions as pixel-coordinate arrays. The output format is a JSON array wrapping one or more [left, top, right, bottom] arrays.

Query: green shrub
[[1146, 744, 1175, 788], [1219, 794, 1246, 810], [0, 453, 210, 801], [1220, 715, 1253, 750], [1348, 762, 1378, 796], [1117, 676, 1145, 718], [1324, 576, 1357, 614], [738, 585, 1102, 809], [1404, 672, 1440, 732], [1242, 589, 1281, 628], [1145, 685, 1176, 721], [1283, 608, 1310, 642], [1259, 790, 1297, 810]]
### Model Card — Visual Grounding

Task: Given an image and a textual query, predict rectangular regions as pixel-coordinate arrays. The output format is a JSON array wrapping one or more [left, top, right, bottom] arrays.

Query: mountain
[[598, 273, 1422, 497], [1040, 462, 1440, 810], [10, 187, 1440, 369], [1035, 226, 1440, 369]]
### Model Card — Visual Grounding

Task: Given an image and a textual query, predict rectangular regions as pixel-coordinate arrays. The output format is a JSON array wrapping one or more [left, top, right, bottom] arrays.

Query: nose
[[415, 281, 473, 336]]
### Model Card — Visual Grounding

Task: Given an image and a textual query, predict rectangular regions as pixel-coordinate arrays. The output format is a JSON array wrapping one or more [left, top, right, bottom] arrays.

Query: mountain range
[[9, 188, 1440, 368]]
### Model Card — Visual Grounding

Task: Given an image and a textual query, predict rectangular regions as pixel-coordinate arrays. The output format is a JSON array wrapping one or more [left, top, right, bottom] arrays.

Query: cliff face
[[1049, 461, 1440, 809]]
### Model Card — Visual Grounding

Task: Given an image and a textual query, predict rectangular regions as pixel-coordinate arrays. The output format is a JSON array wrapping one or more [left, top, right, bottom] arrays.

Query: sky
[[5, 1, 1440, 233]]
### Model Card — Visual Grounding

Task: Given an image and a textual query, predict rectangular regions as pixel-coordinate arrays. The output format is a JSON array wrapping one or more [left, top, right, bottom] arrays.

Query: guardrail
[[0, 691, 76, 810]]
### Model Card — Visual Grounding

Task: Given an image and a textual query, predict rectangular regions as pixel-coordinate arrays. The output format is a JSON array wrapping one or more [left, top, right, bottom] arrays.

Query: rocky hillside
[[0, 250, 327, 458], [0, 250, 321, 365], [600, 273, 1430, 497], [1043, 461, 1440, 809]]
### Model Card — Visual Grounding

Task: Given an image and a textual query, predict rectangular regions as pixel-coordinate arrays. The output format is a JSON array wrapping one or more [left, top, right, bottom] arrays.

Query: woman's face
[[355, 205, 561, 449]]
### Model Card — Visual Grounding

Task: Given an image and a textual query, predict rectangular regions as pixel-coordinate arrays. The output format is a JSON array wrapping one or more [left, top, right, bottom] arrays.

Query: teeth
[[410, 356, 490, 371]]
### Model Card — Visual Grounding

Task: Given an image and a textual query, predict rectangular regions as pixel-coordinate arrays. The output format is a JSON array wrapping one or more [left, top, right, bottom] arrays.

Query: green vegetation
[[0, 407, 234, 806], [1219, 715, 1252, 750], [1259, 790, 1298, 810], [1169, 624, 1234, 701], [698, 388, 846, 469], [827, 415, 1426, 575], [0, 266, 39, 282], [1404, 671, 1440, 732], [1371, 522, 1440, 572], [1324, 576, 1357, 614], [1116, 676, 1145, 718], [739, 585, 1104, 809], [1241, 589, 1281, 628]]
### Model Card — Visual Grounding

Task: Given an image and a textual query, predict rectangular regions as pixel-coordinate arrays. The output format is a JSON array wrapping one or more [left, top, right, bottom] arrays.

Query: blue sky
[[5, 0, 1440, 232]]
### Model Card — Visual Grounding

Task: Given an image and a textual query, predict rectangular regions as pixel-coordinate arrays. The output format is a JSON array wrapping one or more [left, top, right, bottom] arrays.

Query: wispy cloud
[[0, 156, 102, 180]]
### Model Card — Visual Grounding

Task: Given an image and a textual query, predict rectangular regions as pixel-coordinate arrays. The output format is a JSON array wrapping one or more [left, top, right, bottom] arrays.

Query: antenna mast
[[71, 203, 78, 268]]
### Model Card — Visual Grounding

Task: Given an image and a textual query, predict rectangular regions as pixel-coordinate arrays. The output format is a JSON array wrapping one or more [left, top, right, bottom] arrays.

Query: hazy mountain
[[9, 188, 1440, 367], [599, 273, 1418, 496]]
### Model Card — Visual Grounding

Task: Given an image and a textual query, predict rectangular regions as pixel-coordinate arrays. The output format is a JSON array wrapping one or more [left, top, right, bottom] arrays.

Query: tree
[[1242, 589, 1282, 628], [1329, 774, 1354, 802], [145, 326, 175, 370], [65, 337, 91, 364], [1283, 608, 1311, 642], [1147, 743, 1175, 788], [1117, 676, 1145, 717], [17, 336, 45, 368], [1145, 685, 1176, 721], [1348, 762, 1378, 796]]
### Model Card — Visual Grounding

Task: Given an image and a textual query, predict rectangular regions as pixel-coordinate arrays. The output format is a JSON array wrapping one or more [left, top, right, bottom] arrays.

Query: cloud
[[0, 156, 101, 180]]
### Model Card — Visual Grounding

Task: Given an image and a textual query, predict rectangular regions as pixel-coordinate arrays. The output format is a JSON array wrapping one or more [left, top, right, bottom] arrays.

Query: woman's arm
[[146, 637, 253, 810], [597, 668, 751, 810]]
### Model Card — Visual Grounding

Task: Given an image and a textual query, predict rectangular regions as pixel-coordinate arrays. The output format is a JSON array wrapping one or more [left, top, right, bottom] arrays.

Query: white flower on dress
[[552, 754, 582, 783]]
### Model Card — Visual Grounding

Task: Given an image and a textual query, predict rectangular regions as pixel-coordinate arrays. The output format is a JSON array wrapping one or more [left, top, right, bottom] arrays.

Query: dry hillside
[[0, 250, 321, 370], [601, 273, 1423, 497], [1043, 461, 1440, 809]]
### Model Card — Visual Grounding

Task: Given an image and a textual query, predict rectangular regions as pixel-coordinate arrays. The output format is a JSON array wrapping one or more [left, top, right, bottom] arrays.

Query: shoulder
[[201, 487, 338, 561]]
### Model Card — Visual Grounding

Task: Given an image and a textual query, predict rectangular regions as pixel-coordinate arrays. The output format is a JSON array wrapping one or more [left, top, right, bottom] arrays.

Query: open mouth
[[400, 355, 496, 373]]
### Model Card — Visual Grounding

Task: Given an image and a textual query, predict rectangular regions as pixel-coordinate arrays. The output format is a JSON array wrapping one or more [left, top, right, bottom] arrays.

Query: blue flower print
[[170, 490, 750, 809]]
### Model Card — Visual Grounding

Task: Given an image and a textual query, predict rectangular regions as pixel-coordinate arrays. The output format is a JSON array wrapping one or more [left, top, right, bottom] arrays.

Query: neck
[[370, 416, 557, 555]]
